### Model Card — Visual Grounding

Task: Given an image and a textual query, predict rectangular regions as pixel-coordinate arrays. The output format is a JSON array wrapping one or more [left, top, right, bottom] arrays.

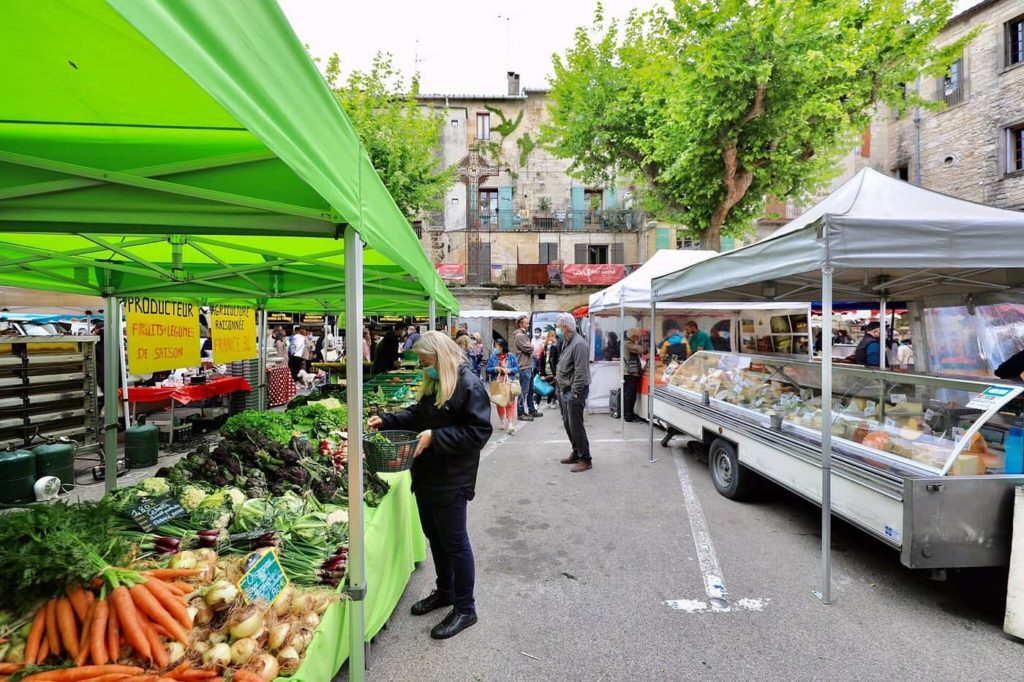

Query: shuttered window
[[539, 242, 559, 264], [610, 242, 624, 264], [574, 243, 588, 264]]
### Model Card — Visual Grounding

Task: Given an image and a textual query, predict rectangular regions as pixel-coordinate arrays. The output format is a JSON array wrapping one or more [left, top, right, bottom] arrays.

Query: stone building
[[417, 73, 647, 314]]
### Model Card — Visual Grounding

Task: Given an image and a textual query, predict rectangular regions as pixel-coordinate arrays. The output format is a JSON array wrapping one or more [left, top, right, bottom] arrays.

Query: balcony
[[468, 208, 642, 232]]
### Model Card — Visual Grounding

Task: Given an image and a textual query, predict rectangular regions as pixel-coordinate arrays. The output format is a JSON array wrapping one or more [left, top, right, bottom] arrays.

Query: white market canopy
[[454, 309, 529, 320], [653, 168, 1024, 304], [589, 249, 717, 313]]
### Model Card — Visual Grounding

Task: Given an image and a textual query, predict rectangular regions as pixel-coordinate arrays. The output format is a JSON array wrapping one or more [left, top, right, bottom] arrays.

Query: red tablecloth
[[267, 364, 296, 407], [120, 376, 252, 405]]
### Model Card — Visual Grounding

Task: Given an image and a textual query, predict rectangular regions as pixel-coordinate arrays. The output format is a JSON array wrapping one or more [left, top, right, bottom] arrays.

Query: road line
[[529, 438, 651, 444]]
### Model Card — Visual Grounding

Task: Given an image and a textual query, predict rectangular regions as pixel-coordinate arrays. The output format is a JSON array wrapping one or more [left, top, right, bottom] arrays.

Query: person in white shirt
[[897, 339, 914, 369], [288, 328, 308, 380]]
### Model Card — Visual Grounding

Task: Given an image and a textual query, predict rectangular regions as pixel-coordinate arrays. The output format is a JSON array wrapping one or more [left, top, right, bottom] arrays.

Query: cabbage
[[222, 487, 246, 507], [233, 498, 273, 532], [271, 492, 305, 518], [178, 485, 208, 511], [139, 477, 170, 496]]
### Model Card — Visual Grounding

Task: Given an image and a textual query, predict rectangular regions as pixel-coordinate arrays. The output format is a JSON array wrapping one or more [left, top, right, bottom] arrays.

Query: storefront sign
[[301, 314, 325, 325], [211, 305, 257, 364], [267, 312, 296, 324], [436, 263, 466, 282], [238, 549, 289, 605], [562, 264, 626, 285], [124, 297, 199, 374]]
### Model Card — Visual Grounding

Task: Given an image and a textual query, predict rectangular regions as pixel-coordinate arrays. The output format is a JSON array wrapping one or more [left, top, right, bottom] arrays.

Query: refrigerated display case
[[652, 350, 1024, 569]]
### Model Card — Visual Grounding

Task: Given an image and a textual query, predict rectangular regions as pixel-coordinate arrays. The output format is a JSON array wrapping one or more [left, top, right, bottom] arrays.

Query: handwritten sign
[[211, 305, 257, 364], [238, 549, 288, 605], [130, 494, 187, 532], [124, 297, 199, 374]]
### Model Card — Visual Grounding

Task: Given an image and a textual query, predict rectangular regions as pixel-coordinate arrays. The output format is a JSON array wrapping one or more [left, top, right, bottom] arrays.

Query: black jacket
[[380, 364, 493, 494]]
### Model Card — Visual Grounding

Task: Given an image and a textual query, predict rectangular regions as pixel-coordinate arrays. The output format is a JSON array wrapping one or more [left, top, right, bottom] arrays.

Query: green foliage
[[544, 0, 973, 248], [485, 104, 524, 137], [322, 52, 457, 217], [517, 133, 537, 168]]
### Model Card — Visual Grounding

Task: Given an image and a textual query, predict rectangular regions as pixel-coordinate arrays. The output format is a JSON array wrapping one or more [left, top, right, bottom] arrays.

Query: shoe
[[529, 410, 544, 418], [500, 419, 508, 431], [570, 459, 593, 473], [518, 414, 534, 422], [430, 609, 478, 640], [624, 417, 640, 423], [560, 455, 580, 464], [411, 590, 453, 616]]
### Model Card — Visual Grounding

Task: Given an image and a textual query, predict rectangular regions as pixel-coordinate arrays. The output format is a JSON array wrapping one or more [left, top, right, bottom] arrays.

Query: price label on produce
[[129, 494, 187, 532], [238, 549, 289, 606], [891, 393, 907, 404]]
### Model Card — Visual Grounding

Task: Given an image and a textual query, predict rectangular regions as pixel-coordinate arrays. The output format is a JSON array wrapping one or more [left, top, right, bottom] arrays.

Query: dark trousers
[[288, 355, 304, 380], [559, 387, 591, 460], [517, 368, 535, 415], [623, 374, 640, 420], [416, 489, 476, 614]]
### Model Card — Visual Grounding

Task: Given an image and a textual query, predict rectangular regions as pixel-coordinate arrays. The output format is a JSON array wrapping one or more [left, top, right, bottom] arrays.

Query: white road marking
[[665, 448, 769, 614], [530, 438, 651, 444]]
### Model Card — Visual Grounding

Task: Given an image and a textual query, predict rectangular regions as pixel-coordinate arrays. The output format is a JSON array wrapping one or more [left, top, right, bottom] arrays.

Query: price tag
[[891, 394, 907, 404], [864, 403, 876, 417], [885, 417, 897, 427], [129, 494, 187, 533], [924, 409, 936, 421], [953, 426, 965, 441], [238, 549, 289, 606], [966, 386, 1015, 410]]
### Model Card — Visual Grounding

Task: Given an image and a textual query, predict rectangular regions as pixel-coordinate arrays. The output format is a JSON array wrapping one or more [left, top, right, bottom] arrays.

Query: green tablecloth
[[286, 471, 425, 682]]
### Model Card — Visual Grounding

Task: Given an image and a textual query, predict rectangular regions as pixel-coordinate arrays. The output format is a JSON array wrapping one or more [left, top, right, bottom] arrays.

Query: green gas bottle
[[34, 442, 75, 491], [0, 449, 37, 503], [125, 423, 159, 469]]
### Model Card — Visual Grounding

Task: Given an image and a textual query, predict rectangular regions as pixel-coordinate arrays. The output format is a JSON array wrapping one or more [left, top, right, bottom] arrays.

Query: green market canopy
[[0, 0, 457, 314]]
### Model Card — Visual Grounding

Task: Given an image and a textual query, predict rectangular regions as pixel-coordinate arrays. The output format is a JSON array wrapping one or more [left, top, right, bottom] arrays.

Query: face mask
[[424, 366, 439, 380], [555, 328, 565, 339], [534, 332, 541, 338], [668, 334, 683, 344]]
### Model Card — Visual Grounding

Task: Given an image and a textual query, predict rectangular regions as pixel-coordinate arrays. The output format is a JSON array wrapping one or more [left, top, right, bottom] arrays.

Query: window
[[478, 188, 498, 224], [677, 234, 699, 250], [893, 164, 910, 181], [1008, 123, 1024, 174], [942, 57, 965, 106], [1008, 15, 1024, 67], [539, 242, 558, 264], [588, 244, 609, 264], [476, 113, 490, 140]]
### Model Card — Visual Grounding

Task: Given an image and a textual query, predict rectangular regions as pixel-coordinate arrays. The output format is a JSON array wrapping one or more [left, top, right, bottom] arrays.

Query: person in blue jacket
[[853, 321, 882, 366], [486, 338, 520, 432]]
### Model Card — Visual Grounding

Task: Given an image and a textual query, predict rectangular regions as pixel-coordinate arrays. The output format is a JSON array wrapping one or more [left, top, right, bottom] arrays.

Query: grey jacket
[[556, 331, 591, 395], [512, 328, 533, 370]]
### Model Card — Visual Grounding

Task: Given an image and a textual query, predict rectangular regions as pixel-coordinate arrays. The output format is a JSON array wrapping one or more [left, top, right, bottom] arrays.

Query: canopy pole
[[429, 299, 436, 332], [447, 313, 453, 335], [648, 299, 657, 464], [878, 296, 887, 369], [620, 303, 626, 434], [817, 266, 834, 605], [256, 308, 267, 410], [116, 300, 130, 427], [344, 228, 367, 681], [102, 295, 121, 493], [806, 304, 815, 360]]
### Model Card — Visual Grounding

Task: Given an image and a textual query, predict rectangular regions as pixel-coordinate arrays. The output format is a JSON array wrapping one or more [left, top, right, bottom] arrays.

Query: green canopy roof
[[0, 0, 457, 314]]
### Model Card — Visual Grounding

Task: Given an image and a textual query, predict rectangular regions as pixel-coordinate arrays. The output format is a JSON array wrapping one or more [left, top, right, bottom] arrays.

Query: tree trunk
[[701, 142, 754, 251]]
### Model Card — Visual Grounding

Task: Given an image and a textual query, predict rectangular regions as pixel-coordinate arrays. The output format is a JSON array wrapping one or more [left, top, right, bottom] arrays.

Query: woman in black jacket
[[367, 330, 493, 639]]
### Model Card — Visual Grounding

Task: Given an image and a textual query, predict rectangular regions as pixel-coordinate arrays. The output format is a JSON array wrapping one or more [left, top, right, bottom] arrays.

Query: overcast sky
[[280, 0, 985, 95]]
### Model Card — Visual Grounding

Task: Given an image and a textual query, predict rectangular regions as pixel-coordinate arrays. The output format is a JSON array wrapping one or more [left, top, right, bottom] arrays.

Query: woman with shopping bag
[[486, 338, 520, 432]]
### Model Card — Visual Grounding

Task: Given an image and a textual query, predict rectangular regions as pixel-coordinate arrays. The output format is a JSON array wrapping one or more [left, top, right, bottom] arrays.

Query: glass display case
[[665, 351, 1024, 477]]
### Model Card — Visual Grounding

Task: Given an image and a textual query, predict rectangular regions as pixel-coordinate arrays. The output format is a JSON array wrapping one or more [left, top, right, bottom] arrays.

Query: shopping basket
[[362, 430, 419, 473]]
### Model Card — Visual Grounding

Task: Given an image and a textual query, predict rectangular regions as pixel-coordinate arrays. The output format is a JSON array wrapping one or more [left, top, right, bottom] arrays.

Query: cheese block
[[950, 453, 983, 476], [889, 402, 923, 414]]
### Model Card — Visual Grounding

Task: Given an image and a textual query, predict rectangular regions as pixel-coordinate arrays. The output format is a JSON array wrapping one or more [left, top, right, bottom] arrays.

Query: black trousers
[[416, 488, 476, 614], [288, 355, 304, 380], [559, 387, 591, 460], [623, 374, 640, 420]]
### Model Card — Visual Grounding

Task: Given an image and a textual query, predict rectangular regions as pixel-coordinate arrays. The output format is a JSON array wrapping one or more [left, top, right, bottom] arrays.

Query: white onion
[[268, 622, 291, 651], [205, 579, 239, 611], [277, 646, 301, 673], [274, 585, 295, 618], [230, 637, 258, 665], [229, 605, 265, 641], [254, 653, 280, 681], [290, 593, 316, 616], [314, 595, 334, 615], [300, 612, 320, 630], [166, 642, 186, 665], [194, 548, 218, 563], [192, 641, 211, 655], [169, 550, 197, 569], [287, 627, 314, 654], [209, 630, 228, 645], [202, 642, 232, 669]]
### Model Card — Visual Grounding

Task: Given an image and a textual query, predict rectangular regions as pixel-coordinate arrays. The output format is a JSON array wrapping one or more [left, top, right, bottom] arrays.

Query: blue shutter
[[655, 227, 671, 250], [570, 187, 585, 229], [498, 186, 514, 230], [603, 187, 618, 209], [720, 236, 736, 252]]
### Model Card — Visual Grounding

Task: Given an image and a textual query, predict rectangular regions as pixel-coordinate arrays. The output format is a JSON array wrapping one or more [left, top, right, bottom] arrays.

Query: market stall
[[0, 2, 458, 679], [650, 168, 1024, 603]]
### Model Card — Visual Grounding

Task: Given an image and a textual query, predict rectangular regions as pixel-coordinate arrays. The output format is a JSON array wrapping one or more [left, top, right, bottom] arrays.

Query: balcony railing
[[468, 209, 641, 232]]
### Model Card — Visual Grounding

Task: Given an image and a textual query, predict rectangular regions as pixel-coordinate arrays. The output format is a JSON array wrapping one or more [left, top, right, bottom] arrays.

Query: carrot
[[118, 676, 158, 682], [140, 616, 168, 669], [139, 581, 190, 630], [0, 665, 24, 674], [76, 599, 98, 666], [110, 587, 150, 663], [127, 585, 188, 646], [106, 601, 121, 664], [231, 672, 261, 682], [156, 678, 177, 682], [24, 606, 46, 665], [44, 599, 60, 655], [142, 569, 200, 580], [167, 582, 194, 596], [56, 597, 80, 658], [78, 675, 130, 682], [91, 599, 110, 667], [37, 636, 49, 663], [66, 586, 90, 622], [166, 662, 190, 679], [177, 672, 217, 680], [20, 666, 143, 682]]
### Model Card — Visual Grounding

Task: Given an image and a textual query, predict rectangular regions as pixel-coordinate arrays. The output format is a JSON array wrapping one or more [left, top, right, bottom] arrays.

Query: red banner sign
[[435, 263, 465, 282], [562, 264, 625, 285]]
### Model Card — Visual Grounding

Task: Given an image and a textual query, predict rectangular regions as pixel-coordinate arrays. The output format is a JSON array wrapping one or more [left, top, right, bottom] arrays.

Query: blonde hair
[[412, 330, 465, 407]]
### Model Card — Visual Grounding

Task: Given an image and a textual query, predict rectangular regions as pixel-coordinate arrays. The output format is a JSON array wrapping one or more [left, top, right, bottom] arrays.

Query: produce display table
[[291, 470, 426, 682], [120, 376, 252, 405], [266, 364, 297, 407]]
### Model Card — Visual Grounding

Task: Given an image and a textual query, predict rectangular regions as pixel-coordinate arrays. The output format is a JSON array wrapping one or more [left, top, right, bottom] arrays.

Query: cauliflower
[[139, 477, 170, 496], [326, 508, 349, 526], [222, 487, 246, 507], [178, 485, 208, 511]]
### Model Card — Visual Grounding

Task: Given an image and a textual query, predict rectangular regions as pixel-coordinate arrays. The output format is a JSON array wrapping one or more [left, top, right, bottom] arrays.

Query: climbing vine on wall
[[517, 133, 536, 168]]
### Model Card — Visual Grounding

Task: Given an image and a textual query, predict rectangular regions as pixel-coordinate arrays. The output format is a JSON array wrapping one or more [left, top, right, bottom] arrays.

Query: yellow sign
[[124, 297, 199, 374], [211, 305, 257, 364]]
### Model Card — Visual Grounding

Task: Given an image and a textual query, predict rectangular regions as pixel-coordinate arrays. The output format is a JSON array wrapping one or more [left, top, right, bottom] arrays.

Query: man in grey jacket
[[554, 313, 592, 472], [512, 315, 540, 421]]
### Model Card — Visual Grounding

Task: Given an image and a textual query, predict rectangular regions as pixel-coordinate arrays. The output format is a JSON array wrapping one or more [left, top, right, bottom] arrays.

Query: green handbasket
[[362, 430, 419, 473]]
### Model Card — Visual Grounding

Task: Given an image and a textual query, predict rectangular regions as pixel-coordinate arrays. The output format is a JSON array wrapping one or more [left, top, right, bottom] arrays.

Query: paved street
[[353, 406, 1024, 681]]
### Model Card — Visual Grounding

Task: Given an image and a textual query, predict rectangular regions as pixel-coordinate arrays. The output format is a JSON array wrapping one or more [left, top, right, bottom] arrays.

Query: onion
[[274, 585, 295, 618], [166, 642, 186, 665], [195, 548, 218, 563], [202, 642, 232, 669], [229, 605, 265, 641], [3, 642, 21, 664], [290, 593, 316, 616], [277, 646, 301, 674], [268, 622, 291, 651], [209, 630, 228, 645], [230, 637, 258, 665], [287, 627, 314, 654], [190, 601, 214, 626], [169, 550, 197, 569], [192, 641, 211, 655], [314, 595, 334, 615], [205, 579, 239, 611], [254, 653, 280, 681], [300, 612, 320, 630]]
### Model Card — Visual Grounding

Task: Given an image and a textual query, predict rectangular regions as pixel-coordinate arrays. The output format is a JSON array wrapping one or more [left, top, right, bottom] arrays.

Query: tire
[[708, 438, 752, 500]]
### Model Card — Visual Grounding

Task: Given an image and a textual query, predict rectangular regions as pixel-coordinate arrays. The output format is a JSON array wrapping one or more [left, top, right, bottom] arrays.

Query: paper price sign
[[238, 549, 289, 606], [211, 305, 257, 364], [124, 297, 199, 374]]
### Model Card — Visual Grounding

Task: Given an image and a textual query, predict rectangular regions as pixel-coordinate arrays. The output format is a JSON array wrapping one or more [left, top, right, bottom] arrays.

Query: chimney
[[507, 71, 520, 96]]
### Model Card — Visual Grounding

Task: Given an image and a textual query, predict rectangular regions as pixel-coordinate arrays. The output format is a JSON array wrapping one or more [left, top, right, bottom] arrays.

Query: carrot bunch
[[24, 569, 201, 670], [15, 661, 223, 682]]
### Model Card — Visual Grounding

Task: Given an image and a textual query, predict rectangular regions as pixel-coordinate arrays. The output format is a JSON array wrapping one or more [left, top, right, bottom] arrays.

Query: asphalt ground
[[352, 404, 1024, 682]]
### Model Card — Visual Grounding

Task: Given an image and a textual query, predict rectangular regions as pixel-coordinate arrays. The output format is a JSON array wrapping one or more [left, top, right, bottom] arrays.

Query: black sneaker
[[430, 609, 478, 639], [518, 414, 534, 422], [411, 590, 453, 616], [529, 410, 544, 418]]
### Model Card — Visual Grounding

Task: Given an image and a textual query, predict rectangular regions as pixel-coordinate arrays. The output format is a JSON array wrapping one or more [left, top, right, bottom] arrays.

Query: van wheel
[[708, 438, 751, 500]]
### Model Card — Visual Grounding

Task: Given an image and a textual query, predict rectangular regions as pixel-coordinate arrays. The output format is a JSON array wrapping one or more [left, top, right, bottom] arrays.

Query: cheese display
[[665, 351, 1024, 477]]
